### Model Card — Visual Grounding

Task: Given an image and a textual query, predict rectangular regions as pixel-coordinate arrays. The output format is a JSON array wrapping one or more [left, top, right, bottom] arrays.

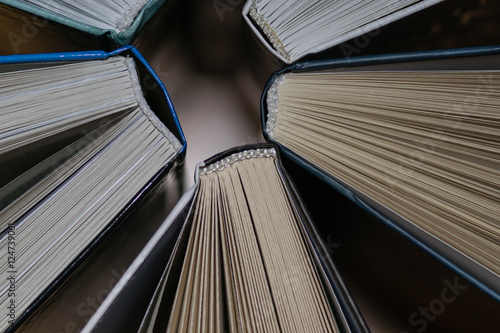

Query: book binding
[[260, 45, 500, 303]]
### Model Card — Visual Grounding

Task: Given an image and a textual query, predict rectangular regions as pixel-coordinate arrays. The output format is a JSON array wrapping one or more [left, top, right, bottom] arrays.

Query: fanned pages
[[244, 0, 442, 63], [8, 0, 152, 32], [0, 55, 181, 332], [265, 66, 500, 297], [166, 148, 340, 332]]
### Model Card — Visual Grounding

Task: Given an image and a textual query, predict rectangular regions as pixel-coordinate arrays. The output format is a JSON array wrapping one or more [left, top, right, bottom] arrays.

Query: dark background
[[138, 0, 500, 187], [1, 0, 499, 188], [0, 0, 499, 332]]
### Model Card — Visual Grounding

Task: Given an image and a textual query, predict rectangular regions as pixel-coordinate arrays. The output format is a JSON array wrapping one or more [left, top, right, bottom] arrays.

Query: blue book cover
[[0, 45, 186, 332]]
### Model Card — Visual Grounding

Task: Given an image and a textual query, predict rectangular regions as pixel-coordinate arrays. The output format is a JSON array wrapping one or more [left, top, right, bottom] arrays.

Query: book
[[13, 177, 184, 333], [80, 144, 369, 333], [331, 0, 500, 60], [242, 0, 443, 64], [74, 143, 500, 333], [0, 45, 186, 332], [281, 153, 500, 332], [0, 0, 173, 54], [260, 45, 500, 303]]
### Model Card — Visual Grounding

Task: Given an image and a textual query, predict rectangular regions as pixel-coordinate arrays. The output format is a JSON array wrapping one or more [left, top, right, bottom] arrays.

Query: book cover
[[83, 144, 369, 333], [260, 44, 500, 304], [0, 45, 186, 332], [242, 0, 444, 64], [0, 0, 173, 54]]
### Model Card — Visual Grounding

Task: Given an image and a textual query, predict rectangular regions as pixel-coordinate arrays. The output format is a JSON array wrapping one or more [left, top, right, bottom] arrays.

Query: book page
[[166, 148, 339, 332], [0, 56, 180, 332], [271, 69, 500, 280]]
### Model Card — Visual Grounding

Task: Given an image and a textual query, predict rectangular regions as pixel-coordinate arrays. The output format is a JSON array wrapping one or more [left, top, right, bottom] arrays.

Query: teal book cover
[[0, 0, 169, 54]]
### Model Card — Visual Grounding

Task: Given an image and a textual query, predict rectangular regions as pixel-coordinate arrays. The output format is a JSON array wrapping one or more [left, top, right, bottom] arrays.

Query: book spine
[[264, 73, 286, 140], [248, 3, 290, 62]]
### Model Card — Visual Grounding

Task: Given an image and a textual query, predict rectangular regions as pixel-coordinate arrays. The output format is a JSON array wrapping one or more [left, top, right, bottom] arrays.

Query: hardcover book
[[243, 0, 443, 64], [0, 0, 174, 54], [80, 144, 369, 333], [74, 46, 500, 333], [0, 45, 186, 332], [260, 45, 500, 303]]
